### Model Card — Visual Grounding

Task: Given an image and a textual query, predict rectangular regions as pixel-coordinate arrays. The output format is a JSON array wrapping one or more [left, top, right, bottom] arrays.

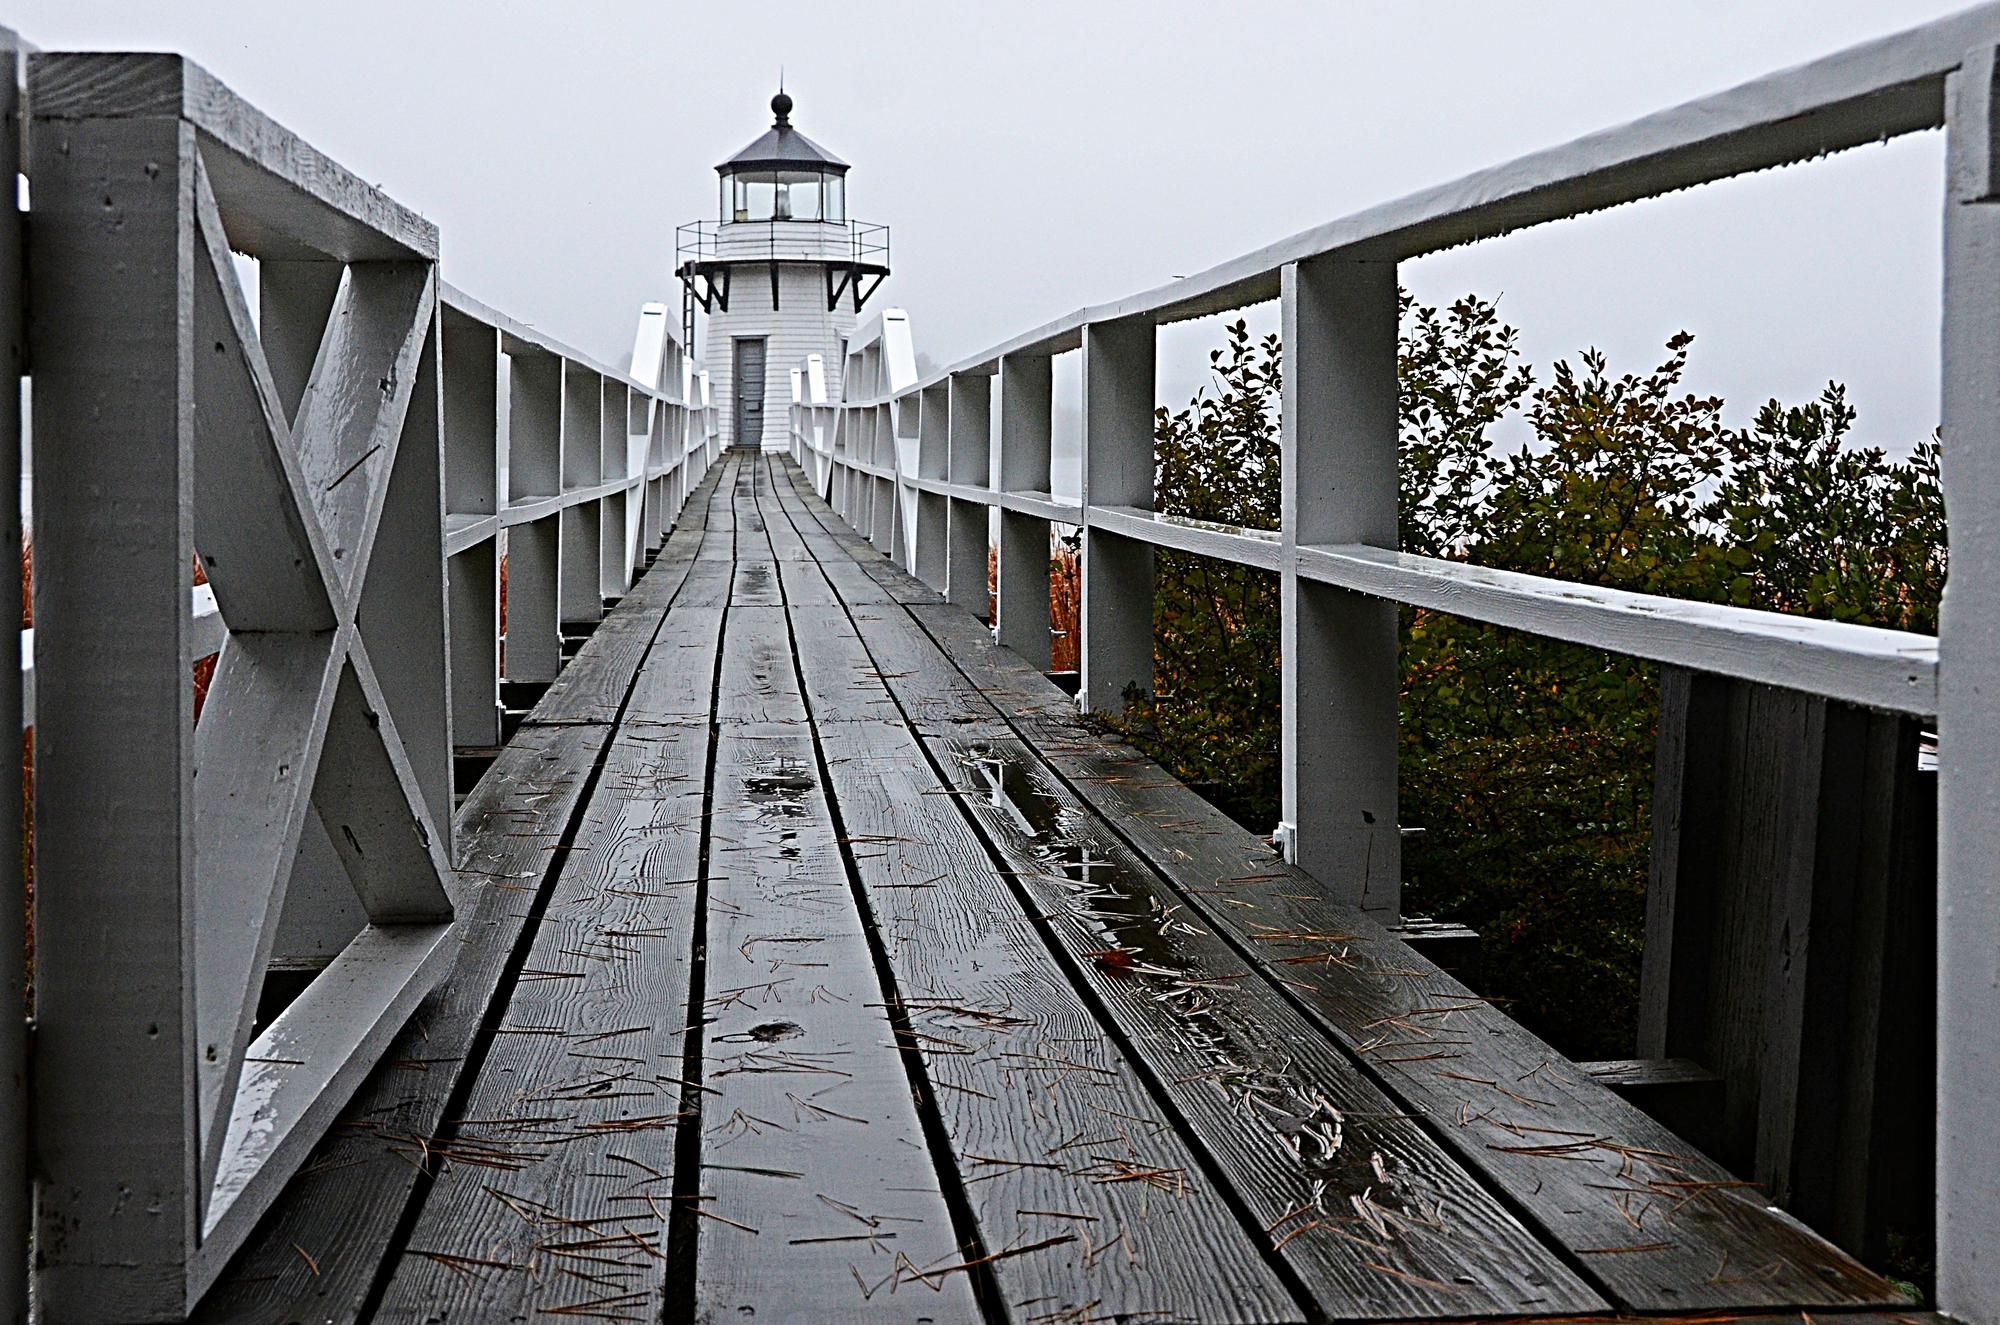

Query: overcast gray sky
[[15, 0, 1973, 461]]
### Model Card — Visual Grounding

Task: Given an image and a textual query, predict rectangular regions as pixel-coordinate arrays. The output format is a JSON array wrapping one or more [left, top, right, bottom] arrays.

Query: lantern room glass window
[[726, 171, 847, 223]]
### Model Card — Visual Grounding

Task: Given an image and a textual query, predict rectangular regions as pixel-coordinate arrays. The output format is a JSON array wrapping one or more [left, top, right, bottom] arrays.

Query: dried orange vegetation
[[1050, 543, 1079, 672], [985, 539, 1080, 671]]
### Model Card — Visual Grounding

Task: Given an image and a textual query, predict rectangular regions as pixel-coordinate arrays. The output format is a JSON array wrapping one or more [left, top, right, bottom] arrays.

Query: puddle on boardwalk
[[743, 763, 814, 799], [742, 756, 815, 857], [961, 743, 1397, 1207]]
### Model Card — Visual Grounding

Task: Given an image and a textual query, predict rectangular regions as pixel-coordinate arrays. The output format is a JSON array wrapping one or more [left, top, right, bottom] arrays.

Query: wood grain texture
[[762, 471, 1305, 1325], [687, 474, 978, 1321], [775, 457, 1908, 1316], [770, 461, 1602, 1319], [370, 466, 730, 1320], [902, 597, 1908, 1315], [368, 465, 732, 1323], [700, 713, 974, 1321], [193, 723, 610, 1324], [531, 464, 728, 728], [372, 715, 708, 1321], [196, 470, 729, 1324]]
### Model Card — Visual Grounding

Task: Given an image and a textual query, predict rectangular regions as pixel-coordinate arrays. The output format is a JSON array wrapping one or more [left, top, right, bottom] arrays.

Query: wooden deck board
[[758, 472, 1305, 1324], [684, 504, 977, 1321], [372, 720, 707, 1321], [196, 466, 727, 1324], [524, 474, 718, 728], [192, 723, 613, 1325], [371, 481, 731, 1318], [763, 460, 1606, 1319], [772, 457, 1909, 1315]]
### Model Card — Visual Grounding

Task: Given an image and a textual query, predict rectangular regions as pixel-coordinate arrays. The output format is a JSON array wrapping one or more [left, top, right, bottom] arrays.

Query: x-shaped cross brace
[[186, 150, 458, 1249]]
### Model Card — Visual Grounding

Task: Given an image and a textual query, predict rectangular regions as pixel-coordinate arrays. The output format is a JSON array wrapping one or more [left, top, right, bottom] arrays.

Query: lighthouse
[[678, 93, 890, 449]]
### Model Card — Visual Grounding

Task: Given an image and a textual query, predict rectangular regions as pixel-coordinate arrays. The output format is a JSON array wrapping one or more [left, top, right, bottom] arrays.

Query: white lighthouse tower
[[678, 93, 890, 449]]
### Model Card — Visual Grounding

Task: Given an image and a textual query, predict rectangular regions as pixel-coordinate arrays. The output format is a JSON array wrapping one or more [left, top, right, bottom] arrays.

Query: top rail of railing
[[902, 2, 2000, 387], [796, 5, 1979, 723], [676, 217, 890, 268], [442, 283, 687, 403]]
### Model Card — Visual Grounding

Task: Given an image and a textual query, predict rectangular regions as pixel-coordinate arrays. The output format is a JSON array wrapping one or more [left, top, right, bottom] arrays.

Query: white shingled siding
[[705, 263, 857, 448]]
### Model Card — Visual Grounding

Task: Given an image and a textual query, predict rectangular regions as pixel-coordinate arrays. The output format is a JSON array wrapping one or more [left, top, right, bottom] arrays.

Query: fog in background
[[17, 1, 1968, 498]]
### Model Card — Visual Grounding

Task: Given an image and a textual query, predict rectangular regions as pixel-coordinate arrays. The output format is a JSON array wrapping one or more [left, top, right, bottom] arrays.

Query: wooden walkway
[[196, 453, 1921, 1324]]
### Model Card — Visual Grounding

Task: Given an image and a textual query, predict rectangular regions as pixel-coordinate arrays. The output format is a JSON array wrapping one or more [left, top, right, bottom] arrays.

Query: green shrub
[[1122, 297, 1944, 1061]]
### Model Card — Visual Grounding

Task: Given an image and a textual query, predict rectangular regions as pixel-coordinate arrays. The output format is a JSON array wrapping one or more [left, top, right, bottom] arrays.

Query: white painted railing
[[8, 46, 717, 1323], [791, 9, 2000, 1322]]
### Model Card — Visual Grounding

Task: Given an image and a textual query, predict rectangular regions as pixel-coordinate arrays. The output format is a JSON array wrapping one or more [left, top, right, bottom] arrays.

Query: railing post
[[913, 383, 950, 591], [443, 311, 501, 749], [507, 348, 562, 681], [1938, 43, 2000, 1325], [996, 352, 1054, 670], [28, 80, 204, 1318], [559, 364, 603, 628], [0, 30, 22, 1325], [1280, 256, 1401, 915], [875, 401, 898, 554], [1080, 318, 1154, 713], [599, 379, 632, 597], [945, 372, 991, 617]]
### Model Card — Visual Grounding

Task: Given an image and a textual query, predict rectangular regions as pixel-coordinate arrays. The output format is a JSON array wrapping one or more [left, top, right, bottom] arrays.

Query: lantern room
[[718, 94, 849, 223]]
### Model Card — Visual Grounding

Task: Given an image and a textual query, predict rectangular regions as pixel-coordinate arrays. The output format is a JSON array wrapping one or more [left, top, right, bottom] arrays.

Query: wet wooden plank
[[193, 723, 612, 1325], [687, 515, 977, 1321], [899, 588, 1911, 1315], [766, 464, 1604, 1319], [616, 460, 735, 735], [368, 473, 734, 1319], [755, 475, 1305, 1325], [197, 465, 735, 1322], [372, 719, 708, 1322], [772, 457, 1910, 1315]]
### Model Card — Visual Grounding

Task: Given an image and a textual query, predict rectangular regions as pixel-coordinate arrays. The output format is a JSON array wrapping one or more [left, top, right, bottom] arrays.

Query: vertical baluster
[[996, 353, 1053, 670], [945, 372, 991, 617], [600, 378, 630, 598], [1939, 43, 2000, 1324], [876, 401, 896, 554], [913, 382, 950, 592], [506, 347, 562, 683], [559, 364, 602, 630], [1281, 256, 1400, 915], [1080, 318, 1153, 713], [443, 312, 500, 750]]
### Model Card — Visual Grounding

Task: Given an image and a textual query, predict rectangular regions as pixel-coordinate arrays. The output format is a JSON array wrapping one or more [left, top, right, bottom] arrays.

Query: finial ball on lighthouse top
[[771, 91, 793, 125]]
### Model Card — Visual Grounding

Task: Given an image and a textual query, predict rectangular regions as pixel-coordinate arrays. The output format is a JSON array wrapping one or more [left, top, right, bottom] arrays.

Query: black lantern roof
[[718, 93, 849, 174]]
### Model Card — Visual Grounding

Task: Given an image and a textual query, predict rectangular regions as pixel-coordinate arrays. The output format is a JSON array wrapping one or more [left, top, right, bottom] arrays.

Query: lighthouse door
[[733, 337, 767, 449]]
